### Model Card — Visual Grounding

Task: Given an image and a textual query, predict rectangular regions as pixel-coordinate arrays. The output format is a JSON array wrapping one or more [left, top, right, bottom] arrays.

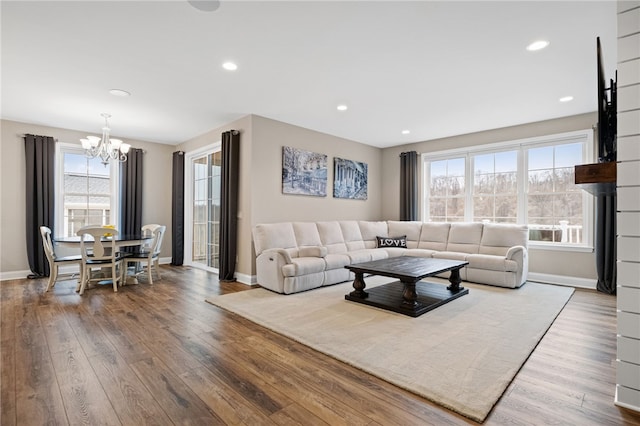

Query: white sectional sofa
[[252, 220, 529, 294]]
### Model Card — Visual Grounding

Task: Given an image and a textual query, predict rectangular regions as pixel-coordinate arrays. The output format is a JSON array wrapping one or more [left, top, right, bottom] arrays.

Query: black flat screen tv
[[597, 37, 617, 163]]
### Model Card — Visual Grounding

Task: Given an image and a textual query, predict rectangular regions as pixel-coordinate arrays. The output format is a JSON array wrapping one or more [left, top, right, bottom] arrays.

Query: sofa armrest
[[262, 248, 294, 264], [506, 245, 526, 261], [298, 246, 327, 258]]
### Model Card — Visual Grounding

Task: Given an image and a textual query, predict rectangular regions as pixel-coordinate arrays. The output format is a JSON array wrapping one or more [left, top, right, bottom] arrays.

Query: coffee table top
[[345, 256, 468, 282]]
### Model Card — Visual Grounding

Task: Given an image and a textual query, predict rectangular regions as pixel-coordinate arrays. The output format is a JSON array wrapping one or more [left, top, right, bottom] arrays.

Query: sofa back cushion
[[479, 223, 529, 256], [359, 221, 388, 249], [417, 222, 450, 251], [446, 222, 484, 254], [292, 222, 323, 247], [387, 221, 422, 249], [317, 221, 348, 254], [340, 221, 365, 251], [253, 222, 298, 257]]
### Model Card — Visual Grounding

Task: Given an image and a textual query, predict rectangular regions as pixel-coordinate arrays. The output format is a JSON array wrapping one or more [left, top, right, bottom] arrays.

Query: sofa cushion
[[346, 248, 389, 264], [376, 235, 407, 248], [432, 251, 469, 261], [340, 221, 366, 251], [403, 249, 436, 258], [282, 257, 326, 277], [417, 222, 450, 251], [317, 221, 348, 254], [479, 223, 529, 256], [324, 253, 351, 269], [293, 222, 323, 247], [253, 223, 298, 256], [467, 254, 518, 272], [359, 221, 388, 241], [446, 222, 483, 254], [387, 221, 422, 248]]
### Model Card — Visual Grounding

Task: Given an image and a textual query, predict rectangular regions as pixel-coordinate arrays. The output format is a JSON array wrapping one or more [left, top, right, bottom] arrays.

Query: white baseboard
[[528, 272, 597, 290], [234, 272, 256, 286]]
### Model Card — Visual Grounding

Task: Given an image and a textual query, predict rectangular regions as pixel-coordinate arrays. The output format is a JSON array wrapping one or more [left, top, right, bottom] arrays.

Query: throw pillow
[[376, 235, 407, 248]]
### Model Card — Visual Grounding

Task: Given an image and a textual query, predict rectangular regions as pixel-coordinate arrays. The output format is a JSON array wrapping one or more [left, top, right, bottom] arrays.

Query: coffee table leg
[[349, 272, 368, 298], [447, 267, 465, 292], [402, 280, 418, 306]]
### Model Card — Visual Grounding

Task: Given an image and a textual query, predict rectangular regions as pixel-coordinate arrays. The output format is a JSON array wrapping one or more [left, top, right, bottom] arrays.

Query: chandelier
[[80, 113, 131, 165]]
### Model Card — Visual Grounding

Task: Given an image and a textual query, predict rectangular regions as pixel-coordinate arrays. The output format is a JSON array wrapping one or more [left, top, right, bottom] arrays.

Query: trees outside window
[[423, 131, 591, 247]]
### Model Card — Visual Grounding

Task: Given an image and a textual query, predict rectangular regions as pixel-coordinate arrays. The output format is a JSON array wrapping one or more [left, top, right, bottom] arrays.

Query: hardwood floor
[[2, 266, 640, 425]]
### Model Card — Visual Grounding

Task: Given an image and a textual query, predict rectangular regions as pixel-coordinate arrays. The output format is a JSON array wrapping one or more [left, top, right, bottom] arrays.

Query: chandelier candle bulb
[[81, 113, 132, 165]]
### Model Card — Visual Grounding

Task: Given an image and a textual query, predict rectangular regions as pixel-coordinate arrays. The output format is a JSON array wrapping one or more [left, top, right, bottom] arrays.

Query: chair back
[[40, 226, 55, 263], [141, 224, 162, 250], [150, 225, 166, 256], [77, 226, 118, 261]]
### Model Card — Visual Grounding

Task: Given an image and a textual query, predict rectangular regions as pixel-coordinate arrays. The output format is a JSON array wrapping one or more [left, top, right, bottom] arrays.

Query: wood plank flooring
[[2, 266, 640, 425]]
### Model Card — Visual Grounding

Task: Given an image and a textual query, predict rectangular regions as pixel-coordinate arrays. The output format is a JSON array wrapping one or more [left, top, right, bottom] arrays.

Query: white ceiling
[[1, 1, 618, 148]]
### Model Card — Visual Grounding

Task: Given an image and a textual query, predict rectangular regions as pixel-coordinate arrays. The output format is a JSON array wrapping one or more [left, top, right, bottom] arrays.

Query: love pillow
[[376, 235, 407, 248]]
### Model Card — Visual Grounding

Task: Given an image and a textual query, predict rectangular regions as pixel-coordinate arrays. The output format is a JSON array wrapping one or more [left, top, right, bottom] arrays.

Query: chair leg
[[112, 263, 118, 292], [78, 265, 88, 295], [76, 264, 83, 292], [45, 264, 56, 292], [147, 258, 153, 285]]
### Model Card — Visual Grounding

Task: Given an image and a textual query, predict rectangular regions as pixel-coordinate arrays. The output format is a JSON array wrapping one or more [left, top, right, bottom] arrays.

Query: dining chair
[[122, 225, 166, 284], [76, 225, 128, 295], [39, 226, 83, 292]]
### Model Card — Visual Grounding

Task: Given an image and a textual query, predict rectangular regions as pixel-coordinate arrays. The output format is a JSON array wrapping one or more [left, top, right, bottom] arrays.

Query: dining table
[[54, 234, 153, 286]]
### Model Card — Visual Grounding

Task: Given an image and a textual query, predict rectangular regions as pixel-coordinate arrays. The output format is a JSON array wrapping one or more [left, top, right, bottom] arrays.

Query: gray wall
[[2, 112, 605, 284], [177, 114, 383, 279], [380, 112, 599, 282], [0, 119, 174, 278]]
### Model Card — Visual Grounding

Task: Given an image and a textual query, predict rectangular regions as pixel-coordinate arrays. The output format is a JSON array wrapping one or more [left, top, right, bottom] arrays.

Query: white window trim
[[55, 143, 120, 237], [421, 129, 595, 252], [184, 142, 222, 274]]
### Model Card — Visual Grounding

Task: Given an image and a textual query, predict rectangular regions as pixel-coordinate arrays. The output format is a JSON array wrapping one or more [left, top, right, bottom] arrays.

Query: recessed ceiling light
[[526, 40, 549, 51], [559, 96, 574, 102], [337, 105, 348, 111], [222, 62, 238, 71], [401, 130, 410, 135], [188, 0, 220, 12], [109, 89, 130, 97]]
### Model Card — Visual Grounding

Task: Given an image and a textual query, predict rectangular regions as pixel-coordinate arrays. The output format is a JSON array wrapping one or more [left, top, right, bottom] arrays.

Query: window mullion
[[465, 154, 473, 221]]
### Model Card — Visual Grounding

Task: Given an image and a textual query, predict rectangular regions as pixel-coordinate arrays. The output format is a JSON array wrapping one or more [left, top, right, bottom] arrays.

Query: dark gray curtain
[[400, 151, 418, 221], [171, 151, 185, 265], [24, 134, 55, 278], [120, 148, 144, 251], [595, 193, 616, 294], [219, 130, 240, 282]]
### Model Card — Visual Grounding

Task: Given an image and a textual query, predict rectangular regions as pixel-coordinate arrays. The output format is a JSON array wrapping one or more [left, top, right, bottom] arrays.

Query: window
[[423, 130, 593, 248], [184, 143, 222, 273], [473, 151, 518, 223], [55, 144, 119, 237], [427, 158, 465, 222], [191, 150, 222, 270]]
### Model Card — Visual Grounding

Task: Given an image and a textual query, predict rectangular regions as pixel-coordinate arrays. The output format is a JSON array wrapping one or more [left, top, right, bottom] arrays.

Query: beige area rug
[[206, 277, 574, 422]]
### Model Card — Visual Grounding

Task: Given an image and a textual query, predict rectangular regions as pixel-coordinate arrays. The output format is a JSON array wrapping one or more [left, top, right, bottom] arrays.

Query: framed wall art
[[282, 146, 327, 197], [333, 157, 367, 200]]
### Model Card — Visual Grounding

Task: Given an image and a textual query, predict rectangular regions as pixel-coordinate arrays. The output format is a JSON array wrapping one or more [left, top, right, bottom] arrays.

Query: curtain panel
[[24, 134, 56, 278], [400, 151, 418, 221], [171, 151, 185, 266], [120, 148, 144, 251], [219, 130, 240, 281], [595, 193, 616, 294]]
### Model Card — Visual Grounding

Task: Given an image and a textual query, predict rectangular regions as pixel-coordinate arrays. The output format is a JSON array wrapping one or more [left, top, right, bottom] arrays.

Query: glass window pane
[[528, 146, 554, 170]]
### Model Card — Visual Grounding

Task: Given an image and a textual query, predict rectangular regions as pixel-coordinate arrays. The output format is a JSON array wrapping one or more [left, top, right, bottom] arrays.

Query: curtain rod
[[19, 134, 59, 142]]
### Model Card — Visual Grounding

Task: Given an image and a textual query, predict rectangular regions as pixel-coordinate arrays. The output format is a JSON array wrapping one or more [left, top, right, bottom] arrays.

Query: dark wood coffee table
[[344, 257, 469, 317]]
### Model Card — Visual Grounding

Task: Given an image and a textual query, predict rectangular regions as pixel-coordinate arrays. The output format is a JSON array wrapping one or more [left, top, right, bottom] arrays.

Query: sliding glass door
[[186, 145, 221, 272]]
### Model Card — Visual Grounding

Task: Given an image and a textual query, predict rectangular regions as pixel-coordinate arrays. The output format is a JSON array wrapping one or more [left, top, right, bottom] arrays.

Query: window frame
[[422, 129, 594, 251], [54, 143, 120, 237]]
